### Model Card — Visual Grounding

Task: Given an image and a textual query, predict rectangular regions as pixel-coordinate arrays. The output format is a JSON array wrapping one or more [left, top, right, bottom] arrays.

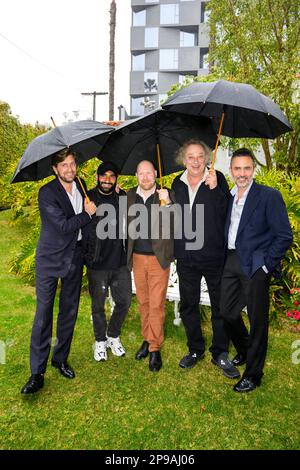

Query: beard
[[235, 177, 252, 188], [57, 173, 76, 184], [98, 181, 116, 194]]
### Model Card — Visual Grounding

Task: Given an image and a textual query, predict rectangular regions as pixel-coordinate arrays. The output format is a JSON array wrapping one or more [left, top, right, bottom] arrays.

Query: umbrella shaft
[[211, 111, 225, 170], [76, 176, 90, 203]]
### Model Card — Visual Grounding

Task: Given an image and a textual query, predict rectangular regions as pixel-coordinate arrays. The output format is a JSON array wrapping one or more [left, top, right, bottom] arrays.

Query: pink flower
[[293, 311, 300, 321], [293, 301, 299, 306], [286, 311, 293, 317]]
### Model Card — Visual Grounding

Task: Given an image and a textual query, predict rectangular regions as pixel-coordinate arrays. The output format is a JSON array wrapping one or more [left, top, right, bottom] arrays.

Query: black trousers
[[30, 243, 84, 374], [177, 260, 229, 359], [220, 250, 271, 380], [87, 265, 132, 342]]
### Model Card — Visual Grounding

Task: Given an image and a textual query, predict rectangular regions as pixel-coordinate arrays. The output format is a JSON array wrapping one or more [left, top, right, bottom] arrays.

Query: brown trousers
[[133, 254, 170, 352]]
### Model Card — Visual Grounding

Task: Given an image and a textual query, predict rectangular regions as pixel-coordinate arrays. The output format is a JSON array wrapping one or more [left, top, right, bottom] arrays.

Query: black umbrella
[[162, 80, 293, 168], [99, 108, 217, 178], [11, 120, 115, 183]]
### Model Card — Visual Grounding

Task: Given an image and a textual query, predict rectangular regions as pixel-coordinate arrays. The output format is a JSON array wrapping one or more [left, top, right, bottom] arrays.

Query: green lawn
[[0, 209, 299, 450]]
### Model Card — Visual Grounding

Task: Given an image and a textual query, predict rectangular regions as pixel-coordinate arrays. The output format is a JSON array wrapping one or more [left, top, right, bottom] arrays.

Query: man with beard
[[21, 149, 96, 394], [220, 148, 293, 392], [84, 162, 131, 362], [127, 160, 174, 372]]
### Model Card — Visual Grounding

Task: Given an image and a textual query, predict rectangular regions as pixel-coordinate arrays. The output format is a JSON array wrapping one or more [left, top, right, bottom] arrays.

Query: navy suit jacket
[[35, 177, 91, 278], [225, 181, 293, 278]]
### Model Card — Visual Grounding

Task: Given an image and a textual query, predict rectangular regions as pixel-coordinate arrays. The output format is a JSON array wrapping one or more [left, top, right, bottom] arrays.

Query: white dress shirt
[[180, 168, 209, 209], [67, 181, 83, 241], [228, 181, 253, 249]]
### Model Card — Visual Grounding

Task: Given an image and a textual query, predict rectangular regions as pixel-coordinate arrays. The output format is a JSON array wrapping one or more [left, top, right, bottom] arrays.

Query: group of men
[[21, 140, 293, 395]]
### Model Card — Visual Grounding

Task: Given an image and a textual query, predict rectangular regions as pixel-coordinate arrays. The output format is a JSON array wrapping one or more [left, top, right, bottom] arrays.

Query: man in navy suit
[[220, 148, 293, 393], [21, 149, 96, 394]]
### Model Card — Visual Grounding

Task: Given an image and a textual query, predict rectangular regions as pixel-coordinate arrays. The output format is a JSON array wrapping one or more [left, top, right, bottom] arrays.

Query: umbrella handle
[[77, 176, 90, 203], [210, 111, 225, 172], [156, 143, 166, 206]]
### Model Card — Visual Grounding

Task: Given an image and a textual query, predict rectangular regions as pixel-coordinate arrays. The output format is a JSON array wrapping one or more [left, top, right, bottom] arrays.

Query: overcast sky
[[0, 0, 131, 126]]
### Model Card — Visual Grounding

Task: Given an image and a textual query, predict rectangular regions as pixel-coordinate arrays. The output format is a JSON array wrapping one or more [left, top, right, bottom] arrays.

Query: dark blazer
[[35, 177, 91, 278], [127, 186, 175, 270], [225, 181, 293, 278]]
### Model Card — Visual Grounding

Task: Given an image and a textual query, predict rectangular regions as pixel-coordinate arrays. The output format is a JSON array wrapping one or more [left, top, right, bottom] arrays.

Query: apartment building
[[130, 0, 210, 116]]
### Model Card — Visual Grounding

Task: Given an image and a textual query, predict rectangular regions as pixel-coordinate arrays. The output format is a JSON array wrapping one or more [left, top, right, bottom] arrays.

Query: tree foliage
[[208, 0, 300, 171], [0, 101, 47, 211]]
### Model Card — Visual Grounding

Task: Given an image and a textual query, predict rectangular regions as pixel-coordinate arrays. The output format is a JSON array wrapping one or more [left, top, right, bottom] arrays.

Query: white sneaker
[[94, 341, 107, 362], [107, 337, 125, 357]]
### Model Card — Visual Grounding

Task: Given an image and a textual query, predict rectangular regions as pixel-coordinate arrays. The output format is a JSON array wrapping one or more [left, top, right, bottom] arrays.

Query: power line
[[0, 31, 65, 79]]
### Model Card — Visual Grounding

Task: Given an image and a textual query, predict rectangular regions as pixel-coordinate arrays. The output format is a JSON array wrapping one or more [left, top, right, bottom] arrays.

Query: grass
[[0, 209, 299, 450]]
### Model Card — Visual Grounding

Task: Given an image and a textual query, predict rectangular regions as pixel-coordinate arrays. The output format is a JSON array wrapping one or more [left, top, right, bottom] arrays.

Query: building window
[[201, 2, 210, 23], [131, 97, 145, 116], [180, 30, 198, 47], [145, 27, 159, 48], [145, 0, 157, 3], [159, 94, 168, 105], [132, 53, 145, 71], [144, 73, 158, 93], [179, 74, 186, 85], [200, 48, 209, 69], [132, 9, 146, 27], [160, 4, 179, 25], [178, 72, 197, 84], [160, 49, 178, 70]]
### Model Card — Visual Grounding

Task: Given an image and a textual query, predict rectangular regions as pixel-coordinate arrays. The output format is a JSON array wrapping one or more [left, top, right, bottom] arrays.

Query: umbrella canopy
[[99, 108, 217, 176], [12, 120, 115, 183], [162, 80, 293, 139]]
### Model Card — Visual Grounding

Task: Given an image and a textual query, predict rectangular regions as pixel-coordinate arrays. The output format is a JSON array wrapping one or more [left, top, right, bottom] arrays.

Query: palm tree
[[109, 0, 116, 121]]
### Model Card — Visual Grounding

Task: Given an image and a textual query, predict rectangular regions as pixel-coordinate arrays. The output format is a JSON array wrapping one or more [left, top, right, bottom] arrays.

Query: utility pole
[[109, 0, 116, 120], [81, 91, 108, 120]]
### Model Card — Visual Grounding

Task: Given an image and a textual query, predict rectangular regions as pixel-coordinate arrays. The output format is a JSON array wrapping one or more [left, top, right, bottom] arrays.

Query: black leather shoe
[[179, 352, 204, 369], [233, 376, 261, 393], [51, 360, 75, 379], [149, 351, 162, 372], [135, 341, 149, 360], [232, 353, 247, 367], [21, 374, 44, 394]]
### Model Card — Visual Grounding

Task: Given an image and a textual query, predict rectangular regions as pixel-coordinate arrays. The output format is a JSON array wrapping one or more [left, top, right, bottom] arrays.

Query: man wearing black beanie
[[83, 161, 131, 362]]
